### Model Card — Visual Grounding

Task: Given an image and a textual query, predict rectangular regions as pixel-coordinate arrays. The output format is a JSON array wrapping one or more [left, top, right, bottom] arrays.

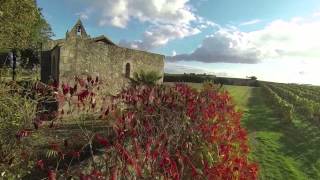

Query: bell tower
[[66, 19, 89, 39]]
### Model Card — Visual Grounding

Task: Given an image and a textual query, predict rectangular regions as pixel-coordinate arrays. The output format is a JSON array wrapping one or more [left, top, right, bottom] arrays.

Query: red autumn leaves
[[94, 83, 258, 179], [18, 76, 257, 179]]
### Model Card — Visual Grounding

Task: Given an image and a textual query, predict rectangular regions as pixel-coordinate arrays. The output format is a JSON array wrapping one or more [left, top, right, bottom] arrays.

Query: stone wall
[[58, 37, 164, 95], [43, 39, 65, 51]]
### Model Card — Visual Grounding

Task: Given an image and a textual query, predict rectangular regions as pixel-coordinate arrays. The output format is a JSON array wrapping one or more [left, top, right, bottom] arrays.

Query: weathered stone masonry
[[41, 20, 164, 95]]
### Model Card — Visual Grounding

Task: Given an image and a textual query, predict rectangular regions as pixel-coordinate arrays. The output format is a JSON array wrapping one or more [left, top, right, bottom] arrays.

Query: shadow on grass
[[23, 118, 114, 179], [277, 115, 320, 178], [242, 87, 320, 180], [242, 87, 282, 132]]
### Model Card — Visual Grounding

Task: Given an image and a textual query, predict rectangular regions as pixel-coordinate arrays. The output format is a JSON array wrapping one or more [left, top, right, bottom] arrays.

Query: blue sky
[[38, 0, 320, 85]]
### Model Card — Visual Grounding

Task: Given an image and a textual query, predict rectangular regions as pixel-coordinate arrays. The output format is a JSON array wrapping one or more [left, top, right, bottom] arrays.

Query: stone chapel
[[41, 19, 164, 94]]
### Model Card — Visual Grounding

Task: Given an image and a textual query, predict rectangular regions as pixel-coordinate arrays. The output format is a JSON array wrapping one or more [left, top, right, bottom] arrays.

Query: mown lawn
[[187, 83, 320, 180]]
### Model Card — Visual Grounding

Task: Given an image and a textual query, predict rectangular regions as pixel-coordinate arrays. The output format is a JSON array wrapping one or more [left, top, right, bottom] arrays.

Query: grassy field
[[0, 68, 40, 82], [187, 83, 320, 180]]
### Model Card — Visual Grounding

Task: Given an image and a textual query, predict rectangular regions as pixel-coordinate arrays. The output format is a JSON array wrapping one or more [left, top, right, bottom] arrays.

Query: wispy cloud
[[76, 13, 89, 20], [240, 19, 262, 26], [75, 8, 93, 20]]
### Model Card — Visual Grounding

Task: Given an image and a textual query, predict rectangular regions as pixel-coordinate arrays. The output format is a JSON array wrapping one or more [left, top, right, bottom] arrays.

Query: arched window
[[125, 63, 130, 78]]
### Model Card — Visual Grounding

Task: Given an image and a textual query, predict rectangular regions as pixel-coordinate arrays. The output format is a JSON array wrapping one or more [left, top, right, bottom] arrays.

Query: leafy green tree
[[1, 0, 35, 49], [0, 0, 53, 78]]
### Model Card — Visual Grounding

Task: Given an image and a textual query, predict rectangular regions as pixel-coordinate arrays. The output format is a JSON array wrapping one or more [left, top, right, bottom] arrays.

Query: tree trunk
[[12, 50, 16, 81]]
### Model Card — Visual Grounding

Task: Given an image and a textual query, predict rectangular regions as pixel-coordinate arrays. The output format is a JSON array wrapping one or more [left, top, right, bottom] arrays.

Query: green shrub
[[131, 70, 162, 85], [0, 82, 38, 178]]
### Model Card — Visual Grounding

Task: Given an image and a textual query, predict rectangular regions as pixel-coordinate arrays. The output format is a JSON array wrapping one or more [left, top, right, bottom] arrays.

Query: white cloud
[[75, 8, 93, 20], [83, 0, 213, 50], [169, 15, 320, 64], [172, 50, 177, 56], [248, 18, 320, 59], [167, 28, 262, 64], [92, 0, 197, 28], [197, 17, 217, 29], [240, 19, 262, 26], [78, 13, 89, 20], [313, 11, 320, 17], [119, 23, 201, 50], [97, 0, 129, 28]]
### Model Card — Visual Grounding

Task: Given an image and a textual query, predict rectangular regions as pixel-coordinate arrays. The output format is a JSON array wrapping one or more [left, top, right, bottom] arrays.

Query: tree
[[0, 0, 53, 78], [248, 76, 258, 80], [29, 6, 54, 48], [1, 0, 36, 50], [131, 70, 162, 86]]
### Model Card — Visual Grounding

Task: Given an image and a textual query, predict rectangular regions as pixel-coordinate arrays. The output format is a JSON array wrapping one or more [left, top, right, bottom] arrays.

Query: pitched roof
[[90, 35, 116, 46]]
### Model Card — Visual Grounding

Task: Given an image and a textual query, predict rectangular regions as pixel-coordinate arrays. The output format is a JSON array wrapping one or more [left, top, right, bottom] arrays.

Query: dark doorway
[[125, 63, 130, 78]]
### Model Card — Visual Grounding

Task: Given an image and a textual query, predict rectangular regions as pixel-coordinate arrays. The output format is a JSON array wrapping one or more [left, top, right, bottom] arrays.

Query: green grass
[[223, 85, 253, 111], [0, 68, 40, 82], [187, 83, 320, 179], [181, 83, 253, 110], [242, 88, 308, 180]]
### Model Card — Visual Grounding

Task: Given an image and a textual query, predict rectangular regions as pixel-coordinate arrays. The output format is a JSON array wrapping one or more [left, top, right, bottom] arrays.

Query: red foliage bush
[[27, 77, 257, 179], [95, 83, 258, 179]]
